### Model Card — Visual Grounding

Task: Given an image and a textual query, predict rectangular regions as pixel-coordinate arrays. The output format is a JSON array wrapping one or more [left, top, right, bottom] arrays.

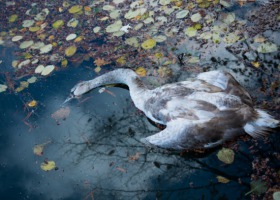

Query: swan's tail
[[244, 109, 279, 138]]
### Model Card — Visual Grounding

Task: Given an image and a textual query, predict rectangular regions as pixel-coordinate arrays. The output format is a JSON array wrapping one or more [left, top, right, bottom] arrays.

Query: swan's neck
[[87, 69, 149, 110]]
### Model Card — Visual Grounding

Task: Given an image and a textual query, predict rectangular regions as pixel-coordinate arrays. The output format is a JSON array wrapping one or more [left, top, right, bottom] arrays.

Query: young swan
[[67, 69, 279, 150]]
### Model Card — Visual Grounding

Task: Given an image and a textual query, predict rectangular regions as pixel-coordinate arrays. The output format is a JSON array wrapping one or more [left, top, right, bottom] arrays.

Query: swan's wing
[[141, 119, 196, 149], [196, 71, 230, 90], [141, 118, 225, 150], [197, 71, 253, 106]]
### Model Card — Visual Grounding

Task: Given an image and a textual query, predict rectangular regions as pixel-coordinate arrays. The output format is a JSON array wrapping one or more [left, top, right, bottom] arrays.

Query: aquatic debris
[[41, 65, 55, 76], [52, 20, 64, 29], [273, 191, 280, 200], [18, 59, 31, 68], [40, 160, 56, 171], [125, 37, 139, 47], [65, 45, 77, 57], [159, 0, 171, 6], [22, 19, 35, 28], [176, 10, 189, 19], [39, 44, 53, 54], [141, 39, 156, 50], [27, 76, 37, 83], [28, 100, 37, 107], [66, 33, 77, 41], [34, 8, 49, 21], [93, 26, 101, 33], [35, 65, 55, 76], [120, 24, 132, 33], [11, 35, 23, 42], [68, 5, 83, 14], [67, 18, 79, 28], [8, 14, 18, 22], [51, 107, 70, 121], [103, 5, 115, 11], [257, 42, 278, 53], [19, 40, 34, 49], [0, 84, 8, 93], [135, 67, 147, 77], [217, 148, 235, 164], [245, 180, 267, 196], [33, 141, 51, 156], [29, 26, 41, 32], [94, 57, 108, 67], [216, 176, 230, 183], [106, 20, 123, 33], [185, 27, 197, 37], [191, 13, 202, 22]]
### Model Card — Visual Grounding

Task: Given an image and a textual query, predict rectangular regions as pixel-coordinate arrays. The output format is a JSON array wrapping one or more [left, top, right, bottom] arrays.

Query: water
[[0, 1, 279, 199]]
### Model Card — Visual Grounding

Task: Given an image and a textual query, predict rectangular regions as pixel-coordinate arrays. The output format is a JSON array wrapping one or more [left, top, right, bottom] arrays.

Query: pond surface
[[0, 0, 279, 200]]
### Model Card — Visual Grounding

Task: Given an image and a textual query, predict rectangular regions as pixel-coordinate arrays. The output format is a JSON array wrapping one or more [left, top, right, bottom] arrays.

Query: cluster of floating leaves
[[0, 0, 278, 93]]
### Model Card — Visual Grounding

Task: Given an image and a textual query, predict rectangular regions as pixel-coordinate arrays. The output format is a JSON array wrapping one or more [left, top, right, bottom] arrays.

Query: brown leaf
[[51, 107, 70, 121], [94, 58, 109, 67]]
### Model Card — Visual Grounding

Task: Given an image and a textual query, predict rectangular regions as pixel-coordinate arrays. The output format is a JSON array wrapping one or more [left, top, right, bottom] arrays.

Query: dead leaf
[[129, 152, 141, 161], [33, 141, 51, 156], [40, 160, 56, 171], [216, 175, 230, 183], [51, 107, 70, 121], [94, 58, 109, 67], [116, 167, 127, 173]]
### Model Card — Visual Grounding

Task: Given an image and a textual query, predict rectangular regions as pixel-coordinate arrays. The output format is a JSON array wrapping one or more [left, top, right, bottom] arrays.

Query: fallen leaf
[[129, 152, 141, 161], [51, 107, 70, 121], [33, 141, 51, 156], [216, 176, 230, 183], [40, 160, 56, 171], [141, 39, 156, 50], [28, 100, 37, 107], [135, 67, 147, 77], [245, 180, 267, 196], [116, 167, 127, 173], [217, 148, 235, 164], [94, 58, 108, 67]]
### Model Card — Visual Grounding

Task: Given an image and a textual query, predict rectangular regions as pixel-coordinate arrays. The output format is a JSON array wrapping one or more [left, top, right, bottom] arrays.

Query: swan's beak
[[62, 94, 74, 105]]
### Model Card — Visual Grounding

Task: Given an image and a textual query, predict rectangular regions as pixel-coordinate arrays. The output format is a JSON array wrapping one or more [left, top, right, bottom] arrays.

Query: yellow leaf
[[251, 61, 260, 68], [217, 176, 230, 183], [217, 148, 235, 164], [28, 100, 37, 107], [135, 67, 147, 77], [116, 56, 126, 66], [94, 66, 101, 73], [68, 5, 83, 14], [40, 160, 56, 171], [65, 45, 77, 57], [141, 39, 156, 50], [33, 141, 51, 156]]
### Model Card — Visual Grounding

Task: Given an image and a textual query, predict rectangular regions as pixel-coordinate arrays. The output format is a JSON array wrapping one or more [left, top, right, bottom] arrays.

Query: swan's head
[[70, 81, 91, 96], [63, 81, 91, 104]]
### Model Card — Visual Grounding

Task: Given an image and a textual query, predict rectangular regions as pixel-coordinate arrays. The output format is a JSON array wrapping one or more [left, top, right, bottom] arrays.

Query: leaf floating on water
[[65, 45, 77, 57], [33, 141, 51, 156], [185, 27, 197, 37], [20, 40, 34, 49], [41, 65, 55, 76], [176, 10, 189, 19], [27, 76, 37, 84], [66, 33, 77, 41], [51, 107, 70, 121], [191, 13, 202, 22], [52, 20, 64, 29], [273, 191, 280, 200], [28, 100, 37, 107], [22, 19, 35, 28], [216, 176, 230, 183], [217, 148, 235, 164], [39, 44, 53, 54], [8, 14, 18, 22], [159, 0, 171, 6], [40, 160, 56, 171], [135, 67, 147, 77], [245, 180, 267, 196], [125, 37, 139, 48], [94, 58, 108, 67], [105, 20, 122, 33], [12, 35, 23, 42], [0, 84, 8, 93], [257, 42, 278, 53], [141, 39, 156, 50], [68, 5, 83, 14]]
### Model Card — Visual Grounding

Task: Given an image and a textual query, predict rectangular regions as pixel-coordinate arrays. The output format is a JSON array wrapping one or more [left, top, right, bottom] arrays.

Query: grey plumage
[[68, 69, 279, 150]]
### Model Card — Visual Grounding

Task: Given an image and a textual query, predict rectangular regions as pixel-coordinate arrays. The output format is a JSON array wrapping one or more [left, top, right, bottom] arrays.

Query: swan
[[66, 68, 279, 150]]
